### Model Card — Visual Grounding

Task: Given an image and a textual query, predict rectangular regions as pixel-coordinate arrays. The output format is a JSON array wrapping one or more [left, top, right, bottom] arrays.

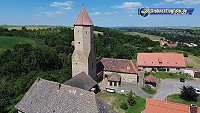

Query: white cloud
[[112, 2, 142, 10], [165, 0, 176, 2], [44, 12, 54, 16], [55, 11, 65, 14], [61, 7, 72, 11], [91, 12, 101, 15], [155, 0, 200, 6], [174, 0, 200, 5], [50, 1, 73, 7], [103, 12, 113, 15]]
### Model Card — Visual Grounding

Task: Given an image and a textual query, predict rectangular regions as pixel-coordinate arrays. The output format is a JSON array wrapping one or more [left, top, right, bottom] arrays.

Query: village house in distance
[[137, 53, 186, 73], [15, 7, 116, 113]]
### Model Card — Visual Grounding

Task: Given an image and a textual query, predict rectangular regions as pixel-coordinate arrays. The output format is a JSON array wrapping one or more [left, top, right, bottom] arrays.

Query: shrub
[[127, 91, 136, 106], [180, 85, 198, 102], [120, 102, 128, 110], [144, 72, 150, 77], [183, 52, 188, 57], [144, 84, 152, 92]]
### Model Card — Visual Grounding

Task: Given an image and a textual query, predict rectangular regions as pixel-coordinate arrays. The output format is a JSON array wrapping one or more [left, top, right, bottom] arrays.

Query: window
[[110, 82, 112, 86], [78, 31, 79, 33], [86, 31, 88, 33], [152, 62, 153, 63], [75, 63, 77, 65], [78, 42, 80, 44], [92, 63, 93, 67], [114, 82, 117, 86]]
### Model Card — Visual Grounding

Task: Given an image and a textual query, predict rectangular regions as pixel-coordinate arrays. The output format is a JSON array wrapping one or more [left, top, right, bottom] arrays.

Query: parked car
[[106, 87, 115, 93], [180, 78, 185, 82], [194, 88, 200, 95]]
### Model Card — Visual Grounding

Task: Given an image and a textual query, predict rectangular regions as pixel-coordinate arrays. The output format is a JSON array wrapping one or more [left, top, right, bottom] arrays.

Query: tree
[[180, 86, 198, 102], [120, 102, 128, 110], [127, 91, 136, 106]]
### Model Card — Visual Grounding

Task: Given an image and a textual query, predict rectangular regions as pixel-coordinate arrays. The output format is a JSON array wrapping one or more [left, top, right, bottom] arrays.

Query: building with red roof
[[137, 53, 186, 72], [100, 58, 138, 85], [145, 98, 200, 113]]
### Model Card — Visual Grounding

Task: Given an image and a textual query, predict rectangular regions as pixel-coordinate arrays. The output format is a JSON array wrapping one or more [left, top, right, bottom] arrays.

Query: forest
[[0, 26, 159, 112]]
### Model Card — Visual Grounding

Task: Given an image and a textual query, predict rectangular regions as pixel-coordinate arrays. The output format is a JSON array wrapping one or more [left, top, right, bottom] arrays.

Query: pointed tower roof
[[74, 7, 93, 26]]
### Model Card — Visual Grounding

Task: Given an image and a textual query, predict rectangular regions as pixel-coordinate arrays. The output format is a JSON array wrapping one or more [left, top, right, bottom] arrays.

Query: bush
[[127, 91, 136, 106], [183, 52, 188, 57], [144, 72, 150, 76], [144, 84, 152, 92], [180, 86, 198, 102], [120, 102, 128, 110]]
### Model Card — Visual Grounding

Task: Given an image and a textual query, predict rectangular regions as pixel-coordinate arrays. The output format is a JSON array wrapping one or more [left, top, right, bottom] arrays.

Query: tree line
[[0, 26, 159, 112]]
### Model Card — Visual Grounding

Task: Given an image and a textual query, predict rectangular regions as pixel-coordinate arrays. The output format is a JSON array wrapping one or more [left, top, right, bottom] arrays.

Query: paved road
[[138, 71, 144, 87], [117, 82, 151, 99], [154, 79, 200, 100]]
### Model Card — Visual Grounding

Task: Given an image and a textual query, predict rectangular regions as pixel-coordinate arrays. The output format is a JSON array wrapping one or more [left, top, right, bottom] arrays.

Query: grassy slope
[[185, 55, 200, 70], [167, 94, 200, 106], [153, 72, 193, 80], [0, 36, 45, 49], [97, 91, 145, 113], [126, 32, 165, 41]]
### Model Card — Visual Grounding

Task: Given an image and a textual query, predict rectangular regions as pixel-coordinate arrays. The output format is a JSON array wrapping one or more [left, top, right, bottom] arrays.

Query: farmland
[[126, 32, 165, 41], [185, 55, 200, 70], [0, 25, 57, 30], [0, 36, 45, 50]]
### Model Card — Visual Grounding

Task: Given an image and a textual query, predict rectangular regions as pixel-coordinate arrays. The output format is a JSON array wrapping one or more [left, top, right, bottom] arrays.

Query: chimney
[[57, 83, 61, 90], [190, 104, 198, 113]]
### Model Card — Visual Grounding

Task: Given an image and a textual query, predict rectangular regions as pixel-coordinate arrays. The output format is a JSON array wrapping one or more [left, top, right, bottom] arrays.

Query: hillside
[[0, 36, 45, 49]]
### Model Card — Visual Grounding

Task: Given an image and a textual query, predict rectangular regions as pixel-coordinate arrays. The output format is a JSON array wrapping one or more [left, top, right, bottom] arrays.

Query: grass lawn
[[0, 36, 45, 49], [126, 32, 165, 41], [185, 55, 200, 70], [96, 91, 146, 113], [152, 72, 193, 80], [142, 87, 157, 95], [167, 93, 200, 106]]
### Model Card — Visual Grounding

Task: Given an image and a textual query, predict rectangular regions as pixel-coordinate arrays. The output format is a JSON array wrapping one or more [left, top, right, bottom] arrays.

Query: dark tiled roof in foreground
[[15, 78, 116, 113], [64, 71, 97, 90]]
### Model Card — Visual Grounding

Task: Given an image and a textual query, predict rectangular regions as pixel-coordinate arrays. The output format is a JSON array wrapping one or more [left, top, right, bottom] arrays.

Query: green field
[[167, 93, 200, 106], [0, 36, 45, 50], [0, 25, 56, 30], [152, 72, 193, 80], [97, 91, 146, 113], [126, 32, 165, 41], [185, 55, 200, 70]]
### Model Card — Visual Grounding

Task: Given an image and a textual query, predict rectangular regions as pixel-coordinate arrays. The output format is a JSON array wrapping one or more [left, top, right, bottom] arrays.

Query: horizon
[[0, 0, 200, 27]]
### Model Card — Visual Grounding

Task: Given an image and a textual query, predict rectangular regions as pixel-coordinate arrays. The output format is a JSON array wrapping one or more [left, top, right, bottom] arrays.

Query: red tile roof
[[167, 43, 178, 47], [137, 53, 186, 68], [101, 58, 138, 74], [74, 7, 93, 26], [144, 75, 156, 83], [145, 98, 190, 113]]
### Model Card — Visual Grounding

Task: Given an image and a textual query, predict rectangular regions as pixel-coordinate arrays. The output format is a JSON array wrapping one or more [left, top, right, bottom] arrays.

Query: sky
[[0, 0, 200, 27]]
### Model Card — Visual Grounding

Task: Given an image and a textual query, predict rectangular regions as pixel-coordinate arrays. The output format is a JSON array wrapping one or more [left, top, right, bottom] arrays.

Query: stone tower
[[72, 7, 96, 80]]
